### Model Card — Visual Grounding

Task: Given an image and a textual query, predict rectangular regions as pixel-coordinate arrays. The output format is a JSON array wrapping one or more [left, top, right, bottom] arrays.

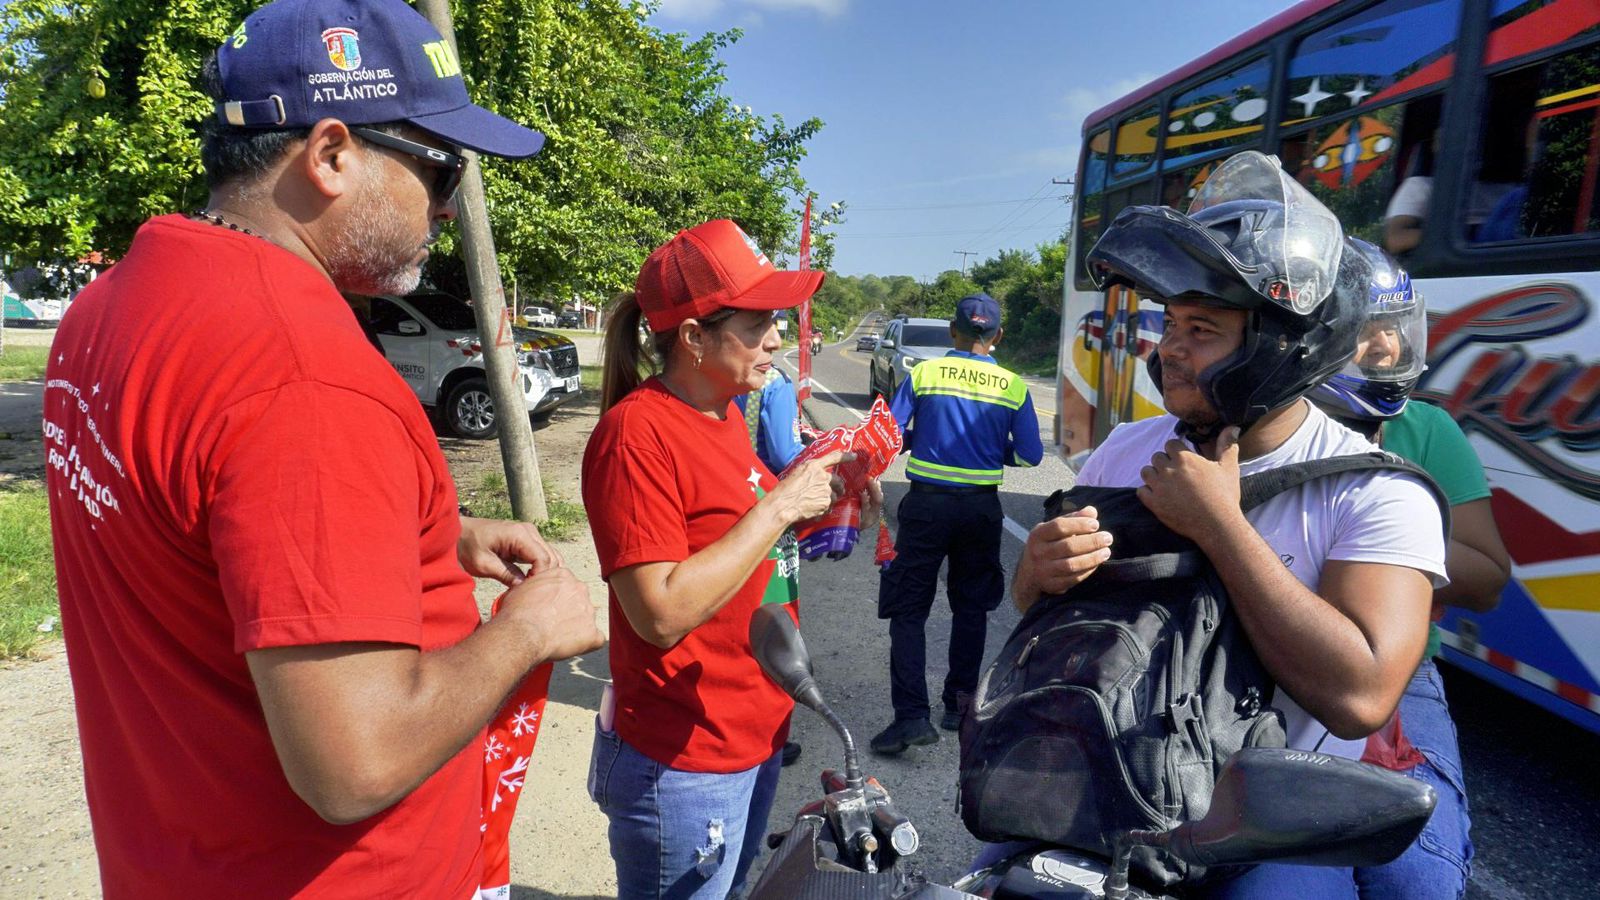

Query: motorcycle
[[745, 604, 1437, 899]]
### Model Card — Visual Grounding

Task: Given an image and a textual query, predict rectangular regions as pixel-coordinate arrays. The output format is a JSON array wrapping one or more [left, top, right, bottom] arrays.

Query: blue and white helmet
[[1309, 239, 1425, 421]]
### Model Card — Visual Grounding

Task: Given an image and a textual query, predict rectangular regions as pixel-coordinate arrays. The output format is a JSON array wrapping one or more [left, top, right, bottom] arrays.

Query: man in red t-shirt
[[43, 1, 603, 896]]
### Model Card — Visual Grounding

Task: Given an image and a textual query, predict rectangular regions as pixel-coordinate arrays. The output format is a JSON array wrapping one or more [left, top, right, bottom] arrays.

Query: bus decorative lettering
[[1420, 284, 1600, 499]]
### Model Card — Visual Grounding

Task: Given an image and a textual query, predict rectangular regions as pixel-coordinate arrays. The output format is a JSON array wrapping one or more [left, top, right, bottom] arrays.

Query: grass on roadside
[[0, 346, 50, 382], [461, 472, 587, 542], [994, 347, 1057, 378], [0, 485, 58, 658], [580, 364, 602, 392]]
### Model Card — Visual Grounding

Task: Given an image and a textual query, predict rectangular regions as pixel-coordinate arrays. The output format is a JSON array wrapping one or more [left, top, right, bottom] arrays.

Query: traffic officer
[[872, 293, 1043, 755]]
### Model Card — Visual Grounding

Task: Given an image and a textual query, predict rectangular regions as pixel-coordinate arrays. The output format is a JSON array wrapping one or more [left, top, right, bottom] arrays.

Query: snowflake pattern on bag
[[478, 589, 555, 898]]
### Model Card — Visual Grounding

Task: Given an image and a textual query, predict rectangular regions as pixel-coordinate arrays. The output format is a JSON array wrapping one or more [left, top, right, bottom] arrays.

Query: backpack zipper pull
[[1016, 635, 1041, 668]]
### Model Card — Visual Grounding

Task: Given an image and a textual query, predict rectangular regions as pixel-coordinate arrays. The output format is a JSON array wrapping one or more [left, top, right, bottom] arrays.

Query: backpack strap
[[1238, 451, 1452, 540]]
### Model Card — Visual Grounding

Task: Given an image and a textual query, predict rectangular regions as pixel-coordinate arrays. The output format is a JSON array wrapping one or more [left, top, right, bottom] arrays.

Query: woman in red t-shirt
[[581, 220, 879, 899]]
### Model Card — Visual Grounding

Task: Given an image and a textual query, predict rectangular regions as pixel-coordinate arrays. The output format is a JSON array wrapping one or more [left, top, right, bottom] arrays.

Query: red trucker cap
[[635, 219, 825, 333]]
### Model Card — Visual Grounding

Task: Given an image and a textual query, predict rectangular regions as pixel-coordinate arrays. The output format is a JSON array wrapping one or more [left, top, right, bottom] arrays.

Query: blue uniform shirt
[[889, 350, 1042, 486], [734, 368, 804, 476]]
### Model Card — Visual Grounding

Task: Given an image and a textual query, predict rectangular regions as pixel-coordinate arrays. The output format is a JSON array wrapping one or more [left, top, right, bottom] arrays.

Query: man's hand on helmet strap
[[1136, 428, 1245, 539]]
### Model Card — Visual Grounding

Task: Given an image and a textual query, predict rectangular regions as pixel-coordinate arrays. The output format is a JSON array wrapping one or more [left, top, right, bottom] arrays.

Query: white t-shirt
[[1384, 175, 1431, 221], [1384, 175, 1521, 225], [1076, 403, 1447, 758]]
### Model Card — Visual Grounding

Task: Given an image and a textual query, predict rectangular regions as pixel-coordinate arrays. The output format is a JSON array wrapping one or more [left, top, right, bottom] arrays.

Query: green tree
[[0, 0, 828, 301]]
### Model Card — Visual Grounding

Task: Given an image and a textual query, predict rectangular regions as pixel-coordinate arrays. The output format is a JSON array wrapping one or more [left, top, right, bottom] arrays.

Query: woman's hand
[[767, 450, 850, 525]]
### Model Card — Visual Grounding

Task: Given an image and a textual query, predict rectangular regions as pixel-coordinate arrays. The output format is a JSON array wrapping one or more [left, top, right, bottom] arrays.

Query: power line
[[958, 177, 1061, 251], [975, 197, 1073, 253]]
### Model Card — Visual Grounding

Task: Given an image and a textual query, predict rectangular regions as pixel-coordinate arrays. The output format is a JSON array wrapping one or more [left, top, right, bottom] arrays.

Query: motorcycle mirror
[[749, 605, 866, 791], [749, 605, 825, 713], [1154, 748, 1436, 868]]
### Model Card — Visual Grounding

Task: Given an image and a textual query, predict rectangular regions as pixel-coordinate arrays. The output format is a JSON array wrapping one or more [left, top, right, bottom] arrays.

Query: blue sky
[[650, 0, 1298, 278]]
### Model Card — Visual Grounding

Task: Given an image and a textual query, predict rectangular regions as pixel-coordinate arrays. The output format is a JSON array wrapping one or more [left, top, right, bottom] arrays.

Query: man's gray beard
[[325, 172, 428, 297]]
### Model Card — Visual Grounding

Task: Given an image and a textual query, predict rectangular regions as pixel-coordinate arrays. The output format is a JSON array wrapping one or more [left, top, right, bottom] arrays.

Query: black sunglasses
[[351, 126, 466, 203]]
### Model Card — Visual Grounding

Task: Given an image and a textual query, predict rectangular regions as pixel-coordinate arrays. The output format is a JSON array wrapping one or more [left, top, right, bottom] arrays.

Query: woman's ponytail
[[600, 293, 648, 413]]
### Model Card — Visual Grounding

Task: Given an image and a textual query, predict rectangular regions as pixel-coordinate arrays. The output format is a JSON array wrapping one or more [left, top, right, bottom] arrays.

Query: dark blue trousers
[[877, 487, 1005, 722]]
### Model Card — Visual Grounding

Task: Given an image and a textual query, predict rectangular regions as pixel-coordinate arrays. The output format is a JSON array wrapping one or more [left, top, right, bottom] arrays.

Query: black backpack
[[956, 452, 1449, 888]]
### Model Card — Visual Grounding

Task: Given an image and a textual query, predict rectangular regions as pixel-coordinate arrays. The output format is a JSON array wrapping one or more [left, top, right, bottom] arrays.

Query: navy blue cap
[[216, 0, 544, 158], [954, 293, 1002, 338]]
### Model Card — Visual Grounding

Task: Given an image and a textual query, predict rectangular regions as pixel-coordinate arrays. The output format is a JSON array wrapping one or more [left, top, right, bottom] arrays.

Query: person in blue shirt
[[734, 366, 805, 476], [871, 293, 1043, 755], [734, 366, 808, 768]]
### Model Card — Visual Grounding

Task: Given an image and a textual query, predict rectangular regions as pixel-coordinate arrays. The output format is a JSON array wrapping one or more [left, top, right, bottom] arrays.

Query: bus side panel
[[1417, 272, 1600, 735], [1059, 286, 1101, 457], [1058, 286, 1166, 458]]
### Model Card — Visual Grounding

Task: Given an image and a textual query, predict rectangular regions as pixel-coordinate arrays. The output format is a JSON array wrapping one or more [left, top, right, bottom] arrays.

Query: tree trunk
[[415, 0, 547, 522]]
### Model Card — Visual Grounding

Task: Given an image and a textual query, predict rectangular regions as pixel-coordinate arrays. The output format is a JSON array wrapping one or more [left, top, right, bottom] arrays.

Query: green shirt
[[1381, 400, 1491, 657]]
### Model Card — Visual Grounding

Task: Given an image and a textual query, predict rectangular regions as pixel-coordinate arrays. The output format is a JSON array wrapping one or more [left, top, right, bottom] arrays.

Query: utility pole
[[1052, 178, 1076, 245], [416, 0, 547, 521], [953, 249, 977, 277]]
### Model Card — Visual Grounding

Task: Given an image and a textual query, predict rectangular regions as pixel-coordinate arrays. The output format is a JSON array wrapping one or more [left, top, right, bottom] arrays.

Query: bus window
[[1111, 101, 1160, 180], [1485, 0, 1600, 66], [1279, 96, 1430, 245], [1164, 57, 1270, 172], [1161, 159, 1220, 209], [1470, 44, 1600, 243], [1284, 0, 1461, 125], [1074, 128, 1110, 287], [1104, 181, 1155, 230]]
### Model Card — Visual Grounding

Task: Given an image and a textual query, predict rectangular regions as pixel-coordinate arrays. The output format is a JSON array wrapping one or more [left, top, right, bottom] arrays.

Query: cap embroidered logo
[[422, 40, 462, 78], [322, 28, 361, 71], [736, 226, 771, 268]]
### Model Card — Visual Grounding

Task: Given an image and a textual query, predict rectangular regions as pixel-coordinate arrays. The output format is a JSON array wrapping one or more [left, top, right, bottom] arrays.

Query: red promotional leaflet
[[479, 592, 554, 900], [782, 397, 902, 560], [874, 522, 898, 570]]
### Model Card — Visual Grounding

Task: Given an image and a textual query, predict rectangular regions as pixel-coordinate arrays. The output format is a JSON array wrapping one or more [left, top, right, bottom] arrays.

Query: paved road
[[766, 314, 1598, 898]]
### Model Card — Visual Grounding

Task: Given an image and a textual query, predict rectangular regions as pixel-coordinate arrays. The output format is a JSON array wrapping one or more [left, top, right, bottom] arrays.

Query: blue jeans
[[1197, 660, 1473, 900], [1354, 659, 1474, 899], [588, 723, 783, 899]]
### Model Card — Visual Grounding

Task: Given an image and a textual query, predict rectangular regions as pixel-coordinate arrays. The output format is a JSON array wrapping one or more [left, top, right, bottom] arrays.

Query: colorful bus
[[1057, 0, 1600, 732]]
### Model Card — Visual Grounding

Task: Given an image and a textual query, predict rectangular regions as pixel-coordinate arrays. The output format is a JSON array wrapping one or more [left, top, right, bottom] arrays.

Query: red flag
[[797, 195, 814, 402]]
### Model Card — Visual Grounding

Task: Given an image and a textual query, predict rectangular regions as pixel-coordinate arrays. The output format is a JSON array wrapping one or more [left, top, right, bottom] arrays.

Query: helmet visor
[[1188, 151, 1344, 316], [1343, 286, 1427, 384]]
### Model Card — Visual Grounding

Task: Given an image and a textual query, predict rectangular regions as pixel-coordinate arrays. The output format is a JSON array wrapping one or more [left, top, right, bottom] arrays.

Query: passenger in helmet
[[1310, 238, 1428, 435], [1012, 152, 1450, 899], [1310, 240, 1509, 900]]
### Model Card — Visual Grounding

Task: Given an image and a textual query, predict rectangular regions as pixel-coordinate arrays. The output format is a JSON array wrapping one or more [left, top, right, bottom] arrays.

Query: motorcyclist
[[1308, 239, 1509, 900], [1010, 151, 1449, 898]]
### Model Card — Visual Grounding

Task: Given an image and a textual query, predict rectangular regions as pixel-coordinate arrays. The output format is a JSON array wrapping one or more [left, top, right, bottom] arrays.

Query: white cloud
[[654, 0, 848, 20], [1020, 73, 1158, 182], [1058, 73, 1157, 130]]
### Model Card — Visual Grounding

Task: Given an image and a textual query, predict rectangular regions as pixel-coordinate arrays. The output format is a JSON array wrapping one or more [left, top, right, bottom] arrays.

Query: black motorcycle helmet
[[1085, 151, 1368, 437]]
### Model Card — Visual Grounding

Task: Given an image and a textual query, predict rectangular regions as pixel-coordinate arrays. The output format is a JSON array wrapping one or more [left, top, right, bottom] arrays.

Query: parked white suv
[[366, 292, 582, 439], [520, 305, 558, 328]]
